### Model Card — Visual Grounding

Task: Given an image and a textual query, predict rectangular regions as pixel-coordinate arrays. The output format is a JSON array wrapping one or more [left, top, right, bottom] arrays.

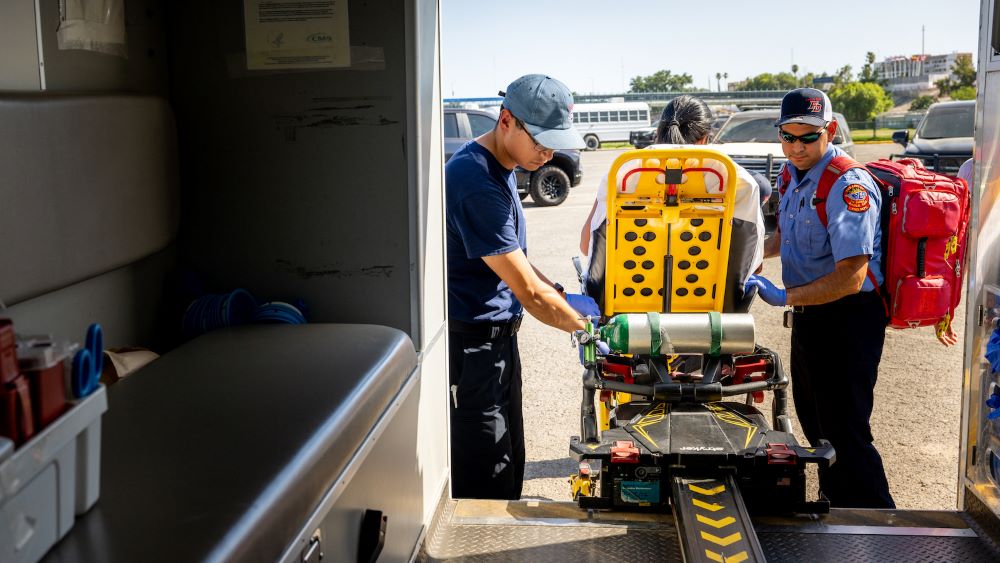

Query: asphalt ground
[[516, 143, 966, 510]]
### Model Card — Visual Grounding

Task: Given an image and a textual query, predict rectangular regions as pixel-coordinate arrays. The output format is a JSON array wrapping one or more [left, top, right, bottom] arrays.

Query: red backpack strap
[[813, 155, 865, 228], [777, 163, 791, 196], [814, 155, 889, 316]]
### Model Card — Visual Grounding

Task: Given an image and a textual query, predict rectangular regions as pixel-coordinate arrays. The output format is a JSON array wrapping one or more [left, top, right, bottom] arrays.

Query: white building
[[875, 52, 972, 95]]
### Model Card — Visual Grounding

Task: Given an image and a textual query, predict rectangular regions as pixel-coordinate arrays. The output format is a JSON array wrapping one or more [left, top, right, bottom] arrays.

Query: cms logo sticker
[[307, 33, 333, 43]]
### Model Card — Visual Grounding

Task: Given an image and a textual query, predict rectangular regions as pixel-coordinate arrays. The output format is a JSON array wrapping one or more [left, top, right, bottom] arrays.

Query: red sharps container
[[0, 320, 36, 445], [0, 319, 16, 384], [17, 335, 72, 431]]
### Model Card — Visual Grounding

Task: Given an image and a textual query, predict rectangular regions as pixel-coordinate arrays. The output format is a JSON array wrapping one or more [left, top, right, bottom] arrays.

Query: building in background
[[876, 52, 973, 96]]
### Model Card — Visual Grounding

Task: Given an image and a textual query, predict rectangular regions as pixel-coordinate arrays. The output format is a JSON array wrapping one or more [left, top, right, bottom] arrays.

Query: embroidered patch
[[843, 184, 870, 212]]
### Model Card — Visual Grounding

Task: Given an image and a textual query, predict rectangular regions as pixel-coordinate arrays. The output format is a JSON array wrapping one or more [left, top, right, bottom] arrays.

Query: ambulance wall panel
[[35, 0, 169, 95], [960, 0, 1000, 516], [407, 0, 448, 350], [167, 0, 415, 336], [0, 1, 40, 90], [406, 0, 451, 526]]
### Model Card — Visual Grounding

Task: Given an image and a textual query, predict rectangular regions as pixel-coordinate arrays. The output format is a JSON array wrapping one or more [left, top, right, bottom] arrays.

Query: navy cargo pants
[[791, 290, 896, 509], [448, 331, 525, 500]]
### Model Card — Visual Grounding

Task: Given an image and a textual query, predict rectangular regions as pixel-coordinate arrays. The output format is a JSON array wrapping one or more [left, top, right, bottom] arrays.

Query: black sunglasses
[[778, 128, 825, 144]]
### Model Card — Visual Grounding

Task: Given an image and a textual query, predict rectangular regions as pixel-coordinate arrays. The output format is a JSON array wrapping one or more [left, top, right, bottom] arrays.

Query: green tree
[[833, 65, 853, 87], [736, 72, 798, 90], [952, 53, 976, 88], [937, 54, 977, 97], [935, 76, 954, 96], [951, 86, 977, 100], [800, 72, 815, 88], [628, 70, 693, 92], [910, 95, 938, 110], [828, 81, 893, 121], [859, 52, 879, 83]]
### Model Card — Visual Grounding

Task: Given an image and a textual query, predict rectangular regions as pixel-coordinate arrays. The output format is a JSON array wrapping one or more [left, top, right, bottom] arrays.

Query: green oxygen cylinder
[[598, 312, 756, 356]]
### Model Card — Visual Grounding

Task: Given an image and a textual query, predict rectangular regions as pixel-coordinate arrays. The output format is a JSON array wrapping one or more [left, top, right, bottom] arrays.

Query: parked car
[[711, 109, 854, 229], [629, 121, 657, 149], [443, 107, 583, 206], [630, 113, 749, 149], [892, 100, 974, 175]]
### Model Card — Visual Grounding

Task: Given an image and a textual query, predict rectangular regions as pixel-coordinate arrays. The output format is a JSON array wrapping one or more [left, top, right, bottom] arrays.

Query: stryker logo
[[679, 446, 724, 452]]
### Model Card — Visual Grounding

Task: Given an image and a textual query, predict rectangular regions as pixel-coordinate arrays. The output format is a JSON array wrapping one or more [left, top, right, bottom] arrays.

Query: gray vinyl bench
[[1, 94, 421, 562]]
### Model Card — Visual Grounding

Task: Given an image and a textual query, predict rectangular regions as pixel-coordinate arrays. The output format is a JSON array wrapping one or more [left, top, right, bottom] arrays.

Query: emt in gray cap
[[746, 88, 894, 509], [444, 74, 598, 499]]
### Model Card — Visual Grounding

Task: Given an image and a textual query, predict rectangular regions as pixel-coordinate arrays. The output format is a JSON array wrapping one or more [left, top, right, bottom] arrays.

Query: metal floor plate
[[758, 532, 999, 563], [418, 499, 681, 562], [418, 499, 1000, 562]]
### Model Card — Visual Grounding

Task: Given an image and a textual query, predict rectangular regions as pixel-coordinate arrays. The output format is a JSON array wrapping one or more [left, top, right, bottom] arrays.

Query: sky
[[441, 0, 982, 98]]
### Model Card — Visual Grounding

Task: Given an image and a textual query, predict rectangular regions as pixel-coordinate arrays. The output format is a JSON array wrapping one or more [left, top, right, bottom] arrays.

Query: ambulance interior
[[1, 1, 1000, 562]]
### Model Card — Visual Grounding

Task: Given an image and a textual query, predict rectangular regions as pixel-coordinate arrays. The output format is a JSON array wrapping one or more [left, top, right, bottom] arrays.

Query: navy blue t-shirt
[[445, 141, 527, 323]]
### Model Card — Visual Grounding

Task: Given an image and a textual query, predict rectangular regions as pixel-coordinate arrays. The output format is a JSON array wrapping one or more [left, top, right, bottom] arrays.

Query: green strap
[[647, 312, 661, 356], [708, 311, 722, 357]]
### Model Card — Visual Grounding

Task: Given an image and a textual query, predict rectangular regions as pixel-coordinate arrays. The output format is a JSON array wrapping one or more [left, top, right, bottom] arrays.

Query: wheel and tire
[[584, 135, 600, 151], [529, 165, 571, 206]]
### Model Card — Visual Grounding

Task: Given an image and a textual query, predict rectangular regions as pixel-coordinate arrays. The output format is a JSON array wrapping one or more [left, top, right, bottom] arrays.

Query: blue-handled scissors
[[71, 324, 103, 398]]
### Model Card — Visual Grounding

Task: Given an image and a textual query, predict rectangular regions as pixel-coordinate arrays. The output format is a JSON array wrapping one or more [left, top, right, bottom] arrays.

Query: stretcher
[[568, 148, 833, 562]]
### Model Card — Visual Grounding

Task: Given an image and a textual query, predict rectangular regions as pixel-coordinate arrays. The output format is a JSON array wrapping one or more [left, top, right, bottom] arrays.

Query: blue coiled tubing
[[183, 289, 306, 338]]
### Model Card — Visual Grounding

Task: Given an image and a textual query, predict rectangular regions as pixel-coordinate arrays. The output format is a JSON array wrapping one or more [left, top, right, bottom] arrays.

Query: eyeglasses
[[778, 128, 825, 144], [513, 117, 554, 154]]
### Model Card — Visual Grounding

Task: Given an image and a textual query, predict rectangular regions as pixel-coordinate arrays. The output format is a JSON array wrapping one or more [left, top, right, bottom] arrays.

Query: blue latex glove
[[566, 293, 600, 319], [578, 338, 611, 365], [744, 274, 787, 307], [987, 326, 1000, 374], [987, 386, 1000, 420]]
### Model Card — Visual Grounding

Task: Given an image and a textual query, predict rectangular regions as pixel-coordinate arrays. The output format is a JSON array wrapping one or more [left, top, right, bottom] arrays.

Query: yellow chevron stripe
[[700, 531, 743, 546], [696, 514, 736, 528], [692, 498, 724, 512], [705, 550, 749, 563], [630, 402, 666, 447], [688, 483, 726, 496]]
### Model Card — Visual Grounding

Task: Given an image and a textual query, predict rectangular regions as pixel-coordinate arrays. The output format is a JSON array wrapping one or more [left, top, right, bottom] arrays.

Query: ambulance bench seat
[[43, 323, 418, 563]]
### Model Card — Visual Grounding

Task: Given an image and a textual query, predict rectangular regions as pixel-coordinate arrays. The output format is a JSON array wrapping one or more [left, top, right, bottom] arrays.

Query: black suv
[[444, 108, 583, 206], [892, 100, 974, 175]]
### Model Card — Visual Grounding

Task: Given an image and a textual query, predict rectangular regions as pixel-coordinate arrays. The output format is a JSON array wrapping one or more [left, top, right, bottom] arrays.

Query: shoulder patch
[[843, 184, 871, 212]]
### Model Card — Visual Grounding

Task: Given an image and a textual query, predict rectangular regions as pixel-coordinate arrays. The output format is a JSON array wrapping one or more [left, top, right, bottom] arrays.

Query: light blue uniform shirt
[[778, 145, 883, 291]]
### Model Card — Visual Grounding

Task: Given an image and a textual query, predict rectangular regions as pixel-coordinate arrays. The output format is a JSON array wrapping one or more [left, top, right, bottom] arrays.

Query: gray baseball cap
[[500, 74, 585, 150]]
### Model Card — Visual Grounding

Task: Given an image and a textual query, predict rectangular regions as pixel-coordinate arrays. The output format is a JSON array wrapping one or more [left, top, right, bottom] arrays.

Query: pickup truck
[[892, 100, 974, 175], [444, 107, 583, 206]]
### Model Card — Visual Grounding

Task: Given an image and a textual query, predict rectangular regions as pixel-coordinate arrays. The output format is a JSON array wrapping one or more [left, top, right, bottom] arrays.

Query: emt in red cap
[[445, 74, 598, 499], [745, 88, 895, 509]]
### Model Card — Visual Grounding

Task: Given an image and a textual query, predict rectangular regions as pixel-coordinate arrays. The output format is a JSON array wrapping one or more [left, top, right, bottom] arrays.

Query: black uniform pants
[[791, 290, 896, 509], [448, 331, 525, 500]]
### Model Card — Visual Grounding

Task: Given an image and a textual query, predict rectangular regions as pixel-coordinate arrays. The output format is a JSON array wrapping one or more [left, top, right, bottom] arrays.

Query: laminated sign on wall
[[244, 0, 350, 70], [58, 0, 127, 57]]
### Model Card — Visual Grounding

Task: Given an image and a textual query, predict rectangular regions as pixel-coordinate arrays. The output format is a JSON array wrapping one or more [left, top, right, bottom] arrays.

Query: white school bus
[[572, 101, 651, 150]]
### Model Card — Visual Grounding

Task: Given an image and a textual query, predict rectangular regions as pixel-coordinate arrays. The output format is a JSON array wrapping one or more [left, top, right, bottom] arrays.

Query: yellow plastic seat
[[603, 148, 738, 317]]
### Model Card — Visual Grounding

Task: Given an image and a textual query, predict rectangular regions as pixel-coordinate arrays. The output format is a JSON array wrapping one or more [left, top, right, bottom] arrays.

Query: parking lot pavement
[[517, 145, 964, 510]]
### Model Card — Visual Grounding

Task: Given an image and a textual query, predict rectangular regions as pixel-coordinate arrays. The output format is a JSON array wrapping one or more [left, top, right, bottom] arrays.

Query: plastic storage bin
[[0, 385, 107, 563]]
